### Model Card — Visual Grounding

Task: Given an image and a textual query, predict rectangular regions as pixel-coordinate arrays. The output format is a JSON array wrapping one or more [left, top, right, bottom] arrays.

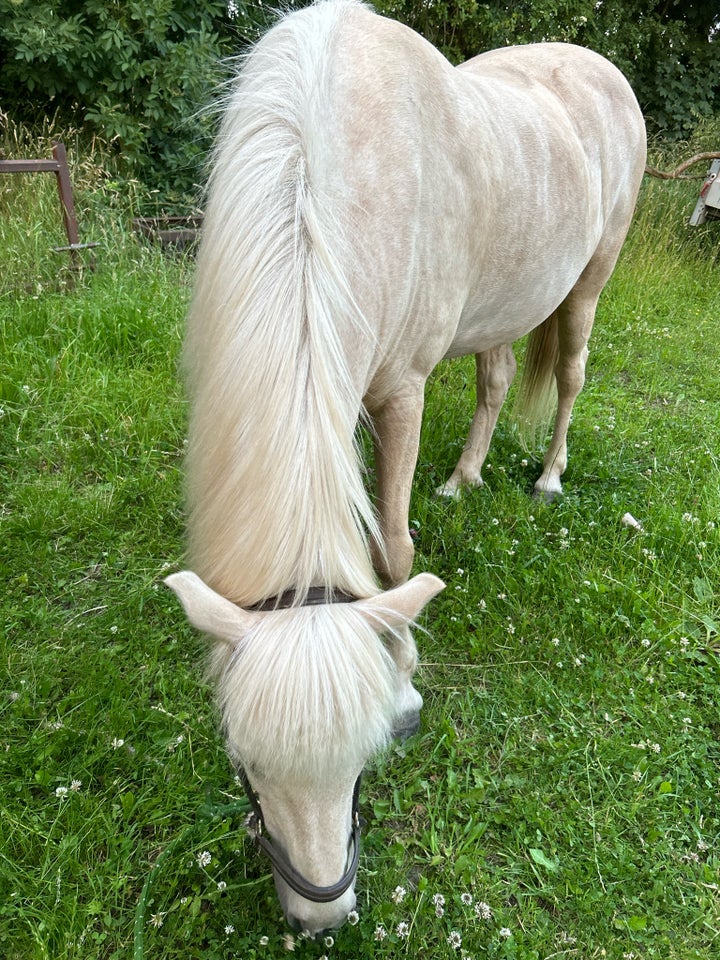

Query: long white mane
[[184, 0, 378, 609], [183, 0, 401, 777]]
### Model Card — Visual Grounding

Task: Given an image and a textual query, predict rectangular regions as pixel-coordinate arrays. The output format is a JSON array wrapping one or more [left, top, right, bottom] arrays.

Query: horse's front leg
[[370, 384, 425, 587], [438, 344, 516, 497]]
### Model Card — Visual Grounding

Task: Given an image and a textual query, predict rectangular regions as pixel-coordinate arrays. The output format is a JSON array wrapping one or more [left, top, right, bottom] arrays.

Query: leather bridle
[[236, 585, 364, 903], [236, 766, 363, 903]]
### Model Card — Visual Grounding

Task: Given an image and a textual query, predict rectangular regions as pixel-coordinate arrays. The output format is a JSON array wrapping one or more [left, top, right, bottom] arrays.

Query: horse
[[165, 0, 646, 937]]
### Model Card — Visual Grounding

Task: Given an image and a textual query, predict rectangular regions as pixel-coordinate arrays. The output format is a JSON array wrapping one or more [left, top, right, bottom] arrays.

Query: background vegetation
[[0, 0, 718, 206], [1, 114, 719, 958]]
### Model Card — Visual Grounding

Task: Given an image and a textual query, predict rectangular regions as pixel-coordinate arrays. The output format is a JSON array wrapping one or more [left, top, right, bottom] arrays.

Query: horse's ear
[[355, 573, 445, 630], [164, 571, 262, 644]]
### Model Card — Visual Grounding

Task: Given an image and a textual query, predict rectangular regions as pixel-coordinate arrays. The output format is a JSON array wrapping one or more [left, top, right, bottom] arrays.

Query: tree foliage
[[0, 0, 717, 204], [0, 0, 247, 201]]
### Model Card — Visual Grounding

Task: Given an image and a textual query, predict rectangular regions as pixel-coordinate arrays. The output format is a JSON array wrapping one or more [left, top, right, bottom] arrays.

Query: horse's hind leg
[[533, 287, 598, 501], [438, 343, 516, 498]]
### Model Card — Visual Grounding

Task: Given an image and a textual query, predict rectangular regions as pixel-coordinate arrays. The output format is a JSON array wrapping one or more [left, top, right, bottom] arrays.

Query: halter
[[238, 585, 364, 903], [237, 765, 363, 903]]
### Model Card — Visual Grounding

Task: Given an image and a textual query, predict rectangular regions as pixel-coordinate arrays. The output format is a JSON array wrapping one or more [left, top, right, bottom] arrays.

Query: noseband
[[238, 585, 363, 904], [237, 766, 363, 903]]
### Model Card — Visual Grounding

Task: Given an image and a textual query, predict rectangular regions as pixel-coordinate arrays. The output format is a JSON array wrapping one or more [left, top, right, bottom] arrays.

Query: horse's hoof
[[435, 481, 462, 499]]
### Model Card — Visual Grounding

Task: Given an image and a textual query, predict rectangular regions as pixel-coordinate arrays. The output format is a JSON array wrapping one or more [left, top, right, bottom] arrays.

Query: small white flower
[[475, 901, 492, 920], [374, 924, 387, 941], [641, 638, 651, 648], [323, 936, 334, 949], [447, 930, 462, 949], [224, 924, 235, 934], [391, 885, 406, 904], [55, 786, 69, 798], [282, 933, 296, 950], [396, 921, 410, 939], [217, 881, 227, 892], [196, 850, 212, 868], [111, 738, 125, 749], [347, 909, 359, 925], [149, 913, 166, 928], [499, 927, 512, 938], [70, 779, 82, 792], [259, 936, 269, 946], [461, 892, 473, 906]]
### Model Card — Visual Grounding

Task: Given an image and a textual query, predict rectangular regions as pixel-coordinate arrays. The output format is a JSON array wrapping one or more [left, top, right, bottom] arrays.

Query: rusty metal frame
[[0, 141, 97, 264]]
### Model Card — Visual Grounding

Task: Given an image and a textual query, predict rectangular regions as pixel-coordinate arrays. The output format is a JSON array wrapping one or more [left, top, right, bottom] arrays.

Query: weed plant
[[1, 130, 719, 959]]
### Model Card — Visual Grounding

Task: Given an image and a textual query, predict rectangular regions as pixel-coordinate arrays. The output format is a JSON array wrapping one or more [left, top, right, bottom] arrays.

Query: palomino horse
[[166, 0, 646, 937]]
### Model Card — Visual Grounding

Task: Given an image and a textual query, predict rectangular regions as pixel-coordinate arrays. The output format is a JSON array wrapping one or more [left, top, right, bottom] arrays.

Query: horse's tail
[[513, 312, 559, 450]]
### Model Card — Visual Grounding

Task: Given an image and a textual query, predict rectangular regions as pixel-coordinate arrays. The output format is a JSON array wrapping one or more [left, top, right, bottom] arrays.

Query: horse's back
[[302, 10, 646, 390]]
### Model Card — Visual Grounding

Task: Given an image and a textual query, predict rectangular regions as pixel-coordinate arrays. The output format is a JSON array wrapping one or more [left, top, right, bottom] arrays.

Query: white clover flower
[[225, 924, 235, 934], [461, 892, 473, 906], [70, 779, 82, 792], [217, 881, 227, 892], [447, 930, 462, 949], [196, 850, 212, 868], [259, 935, 269, 946], [391, 885, 406, 904], [475, 901, 492, 920], [374, 924, 387, 941], [323, 936, 334, 948], [55, 786, 69, 798], [347, 910, 359, 925], [641, 638, 651, 648], [396, 921, 410, 939], [111, 738, 125, 749], [499, 927, 512, 938], [149, 913, 166, 928]]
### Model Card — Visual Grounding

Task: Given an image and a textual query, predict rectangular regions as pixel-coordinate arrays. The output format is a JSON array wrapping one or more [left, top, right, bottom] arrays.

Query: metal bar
[[0, 158, 61, 173], [51, 142, 80, 249]]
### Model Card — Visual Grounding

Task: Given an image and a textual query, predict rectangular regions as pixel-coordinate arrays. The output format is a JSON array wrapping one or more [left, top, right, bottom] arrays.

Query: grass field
[[1, 127, 720, 960]]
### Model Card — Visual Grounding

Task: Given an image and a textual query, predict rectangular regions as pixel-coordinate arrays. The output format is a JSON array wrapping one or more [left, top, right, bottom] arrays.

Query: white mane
[[184, 0, 378, 609], [210, 606, 404, 780], [183, 1, 395, 775]]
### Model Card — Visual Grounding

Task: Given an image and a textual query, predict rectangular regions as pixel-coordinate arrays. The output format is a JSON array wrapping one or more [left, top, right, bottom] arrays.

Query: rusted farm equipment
[[0, 141, 98, 265]]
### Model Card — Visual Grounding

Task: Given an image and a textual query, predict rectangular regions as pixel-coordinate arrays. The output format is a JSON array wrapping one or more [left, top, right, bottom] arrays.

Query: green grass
[[1, 129, 720, 959]]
